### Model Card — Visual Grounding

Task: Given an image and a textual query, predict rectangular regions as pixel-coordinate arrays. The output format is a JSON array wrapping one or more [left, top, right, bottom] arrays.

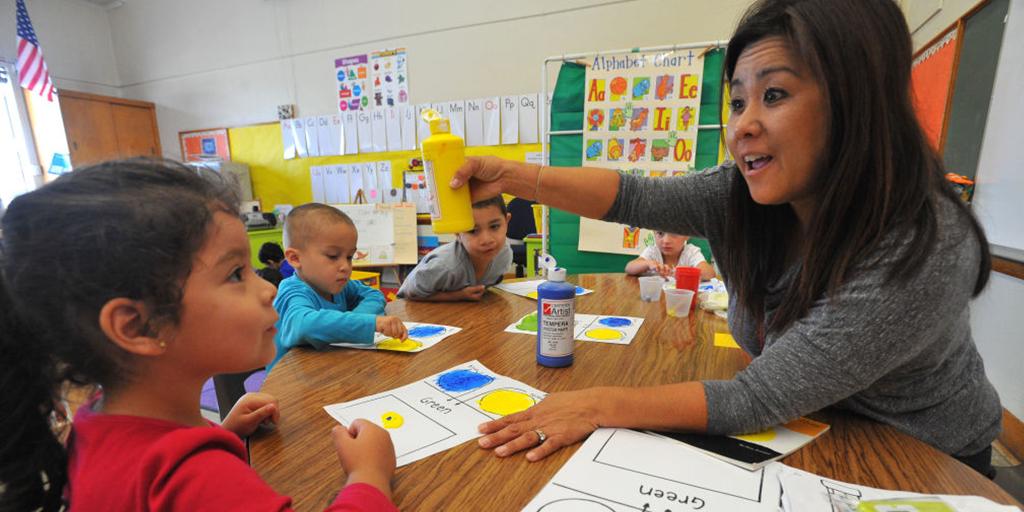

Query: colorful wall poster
[[578, 49, 704, 255], [179, 128, 230, 162], [335, 54, 370, 112], [370, 48, 409, 108]]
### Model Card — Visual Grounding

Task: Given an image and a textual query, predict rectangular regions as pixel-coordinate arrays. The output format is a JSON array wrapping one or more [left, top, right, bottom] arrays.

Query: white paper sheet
[[293, 119, 308, 158], [320, 115, 341, 156], [501, 96, 519, 144], [304, 117, 321, 157], [518, 94, 539, 144], [356, 111, 373, 153], [377, 161, 400, 204], [482, 96, 501, 146], [324, 360, 546, 467], [776, 464, 1019, 512], [362, 163, 380, 203], [281, 120, 298, 159], [523, 428, 783, 512], [416, 103, 432, 149], [310, 166, 326, 203], [465, 98, 484, 147], [446, 100, 466, 140], [323, 166, 340, 204], [370, 110, 388, 153], [348, 164, 365, 203], [329, 322, 461, 353], [335, 165, 350, 204], [385, 107, 402, 152], [342, 112, 359, 154], [400, 105, 417, 150], [505, 312, 644, 345], [493, 280, 593, 299]]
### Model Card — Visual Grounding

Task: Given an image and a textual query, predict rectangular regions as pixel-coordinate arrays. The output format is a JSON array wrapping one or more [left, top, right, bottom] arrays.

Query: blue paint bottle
[[537, 266, 575, 367]]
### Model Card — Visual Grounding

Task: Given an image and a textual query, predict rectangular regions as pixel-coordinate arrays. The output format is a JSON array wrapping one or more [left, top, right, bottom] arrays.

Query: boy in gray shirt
[[398, 196, 513, 301]]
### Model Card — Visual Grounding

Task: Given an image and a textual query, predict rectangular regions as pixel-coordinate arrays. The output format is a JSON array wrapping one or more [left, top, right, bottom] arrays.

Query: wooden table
[[251, 274, 1021, 510]]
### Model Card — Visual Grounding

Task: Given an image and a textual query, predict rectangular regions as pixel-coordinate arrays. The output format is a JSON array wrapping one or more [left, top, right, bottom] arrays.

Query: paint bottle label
[[539, 298, 575, 358]]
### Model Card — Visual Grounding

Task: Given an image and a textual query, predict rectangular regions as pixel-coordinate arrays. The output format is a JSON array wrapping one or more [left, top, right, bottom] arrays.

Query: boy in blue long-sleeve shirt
[[268, 203, 407, 370]]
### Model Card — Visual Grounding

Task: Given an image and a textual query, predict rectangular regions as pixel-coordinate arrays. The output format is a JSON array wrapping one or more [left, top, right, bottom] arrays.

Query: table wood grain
[[251, 274, 1020, 510]]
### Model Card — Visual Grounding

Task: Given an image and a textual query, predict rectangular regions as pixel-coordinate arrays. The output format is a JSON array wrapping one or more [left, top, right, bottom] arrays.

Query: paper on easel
[[320, 115, 341, 156], [293, 119, 308, 158], [310, 166, 326, 202], [416, 104, 431, 149], [501, 96, 519, 144], [384, 107, 402, 152], [370, 110, 387, 153], [400, 105, 417, 150], [482, 96, 500, 146], [356, 111, 373, 153], [465, 98, 484, 147], [342, 112, 359, 154], [519, 94, 539, 143], [304, 117, 321, 157], [281, 120, 298, 159]]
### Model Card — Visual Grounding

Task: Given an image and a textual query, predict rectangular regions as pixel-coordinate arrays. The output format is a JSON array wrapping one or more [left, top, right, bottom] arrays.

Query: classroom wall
[[0, 0, 121, 96], [104, 0, 752, 160], [906, 0, 981, 47]]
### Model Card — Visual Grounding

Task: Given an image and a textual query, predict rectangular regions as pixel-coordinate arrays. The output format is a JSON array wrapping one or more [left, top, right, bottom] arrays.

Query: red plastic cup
[[675, 266, 701, 310]]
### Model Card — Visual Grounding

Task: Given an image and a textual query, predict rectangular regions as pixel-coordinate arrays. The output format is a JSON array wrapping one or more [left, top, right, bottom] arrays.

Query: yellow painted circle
[[526, 291, 539, 299], [734, 428, 776, 443], [478, 389, 536, 416], [377, 338, 423, 352], [584, 327, 625, 341], [381, 411, 404, 429]]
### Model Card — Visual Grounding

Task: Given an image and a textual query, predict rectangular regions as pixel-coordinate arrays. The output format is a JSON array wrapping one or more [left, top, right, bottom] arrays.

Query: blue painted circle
[[408, 325, 446, 338], [598, 317, 631, 327], [437, 370, 495, 392]]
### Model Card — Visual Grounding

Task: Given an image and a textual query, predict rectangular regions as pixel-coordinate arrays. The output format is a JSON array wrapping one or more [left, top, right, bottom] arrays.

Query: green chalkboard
[[942, 0, 1009, 180]]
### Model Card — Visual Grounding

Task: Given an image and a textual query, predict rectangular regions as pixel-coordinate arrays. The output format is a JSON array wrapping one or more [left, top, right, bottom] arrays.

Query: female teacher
[[454, 0, 1001, 477]]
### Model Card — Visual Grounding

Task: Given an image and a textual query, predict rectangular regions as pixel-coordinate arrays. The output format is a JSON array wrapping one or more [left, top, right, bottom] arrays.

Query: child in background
[[0, 159, 397, 512], [398, 196, 513, 301], [625, 231, 716, 280], [271, 203, 407, 370], [257, 242, 285, 287]]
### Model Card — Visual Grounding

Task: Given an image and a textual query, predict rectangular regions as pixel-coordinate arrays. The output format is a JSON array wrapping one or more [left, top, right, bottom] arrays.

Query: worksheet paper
[[324, 360, 546, 467], [522, 428, 783, 512]]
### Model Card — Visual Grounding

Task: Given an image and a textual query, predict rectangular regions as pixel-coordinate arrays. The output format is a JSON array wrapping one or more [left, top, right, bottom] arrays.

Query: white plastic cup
[[664, 289, 695, 317], [639, 276, 663, 302]]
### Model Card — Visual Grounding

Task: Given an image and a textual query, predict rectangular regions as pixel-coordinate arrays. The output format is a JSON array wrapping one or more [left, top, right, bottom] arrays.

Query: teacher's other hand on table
[[477, 389, 601, 462]]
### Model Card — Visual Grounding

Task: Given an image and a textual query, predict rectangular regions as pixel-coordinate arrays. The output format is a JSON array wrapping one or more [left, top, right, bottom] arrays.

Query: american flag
[[15, 0, 56, 101]]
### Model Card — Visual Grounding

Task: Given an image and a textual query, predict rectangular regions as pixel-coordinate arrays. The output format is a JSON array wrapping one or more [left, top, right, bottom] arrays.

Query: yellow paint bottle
[[420, 109, 474, 233]]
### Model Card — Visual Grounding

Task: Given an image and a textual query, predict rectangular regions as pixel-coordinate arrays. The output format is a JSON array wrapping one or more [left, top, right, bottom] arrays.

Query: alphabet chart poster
[[330, 322, 461, 353], [336, 54, 370, 112], [523, 428, 783, 512], [324, 360, 546, 467], [578, 49, 704, 255]]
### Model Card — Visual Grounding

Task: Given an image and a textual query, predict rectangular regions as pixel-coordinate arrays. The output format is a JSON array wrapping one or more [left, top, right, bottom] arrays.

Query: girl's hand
[[477, 389, 602, 462], [655, 263, 674, 278], [451, 156, 516, 202], [332, 420, 396, 500], [222, 392, 279, 438], [375, 316, 408, 340], [460, 285, 486, 301]]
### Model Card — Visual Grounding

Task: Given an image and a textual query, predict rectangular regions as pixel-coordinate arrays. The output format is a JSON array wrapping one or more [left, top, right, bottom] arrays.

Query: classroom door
[[59, 90, 162, 168]]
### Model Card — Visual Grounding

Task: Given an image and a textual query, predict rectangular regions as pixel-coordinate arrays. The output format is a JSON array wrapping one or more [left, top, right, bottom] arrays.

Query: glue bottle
[[536, 254, 575, 367], [419, 108, 474, 234]]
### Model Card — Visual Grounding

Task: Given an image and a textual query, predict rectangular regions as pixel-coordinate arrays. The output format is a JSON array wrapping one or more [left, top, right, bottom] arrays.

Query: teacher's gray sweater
[[603, 163, 1001, 456]]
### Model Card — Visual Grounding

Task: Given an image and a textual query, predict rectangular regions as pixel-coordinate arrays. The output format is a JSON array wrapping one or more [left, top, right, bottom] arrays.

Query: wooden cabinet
[[59, 90, 161, 167]]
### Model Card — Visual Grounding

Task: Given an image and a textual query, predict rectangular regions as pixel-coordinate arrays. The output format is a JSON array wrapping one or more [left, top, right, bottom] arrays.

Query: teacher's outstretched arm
[[450, 156, 621, 220]]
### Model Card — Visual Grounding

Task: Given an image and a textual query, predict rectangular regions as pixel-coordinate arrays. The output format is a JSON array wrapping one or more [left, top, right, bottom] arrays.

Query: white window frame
[[0, 59, 42, 212]]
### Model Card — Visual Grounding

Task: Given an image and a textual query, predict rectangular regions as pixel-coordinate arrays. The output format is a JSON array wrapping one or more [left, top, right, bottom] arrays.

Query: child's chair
[[505, 198, 538, 277]]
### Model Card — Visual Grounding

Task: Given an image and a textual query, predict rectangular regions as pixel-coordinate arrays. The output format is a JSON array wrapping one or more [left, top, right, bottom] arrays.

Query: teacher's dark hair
[[719, 0, 991, 334], [0, 158, 238, 511]]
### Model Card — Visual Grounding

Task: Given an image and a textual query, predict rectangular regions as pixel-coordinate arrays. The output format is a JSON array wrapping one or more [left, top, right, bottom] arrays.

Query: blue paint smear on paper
[[598, 317, 632, 327], [408, 325, 446, 338], [437, 370, 494, 392], [575, 286, 586, 294]]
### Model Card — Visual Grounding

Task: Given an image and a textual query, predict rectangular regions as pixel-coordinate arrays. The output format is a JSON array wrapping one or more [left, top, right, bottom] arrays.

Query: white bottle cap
[[548, 267, 566, 281]]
